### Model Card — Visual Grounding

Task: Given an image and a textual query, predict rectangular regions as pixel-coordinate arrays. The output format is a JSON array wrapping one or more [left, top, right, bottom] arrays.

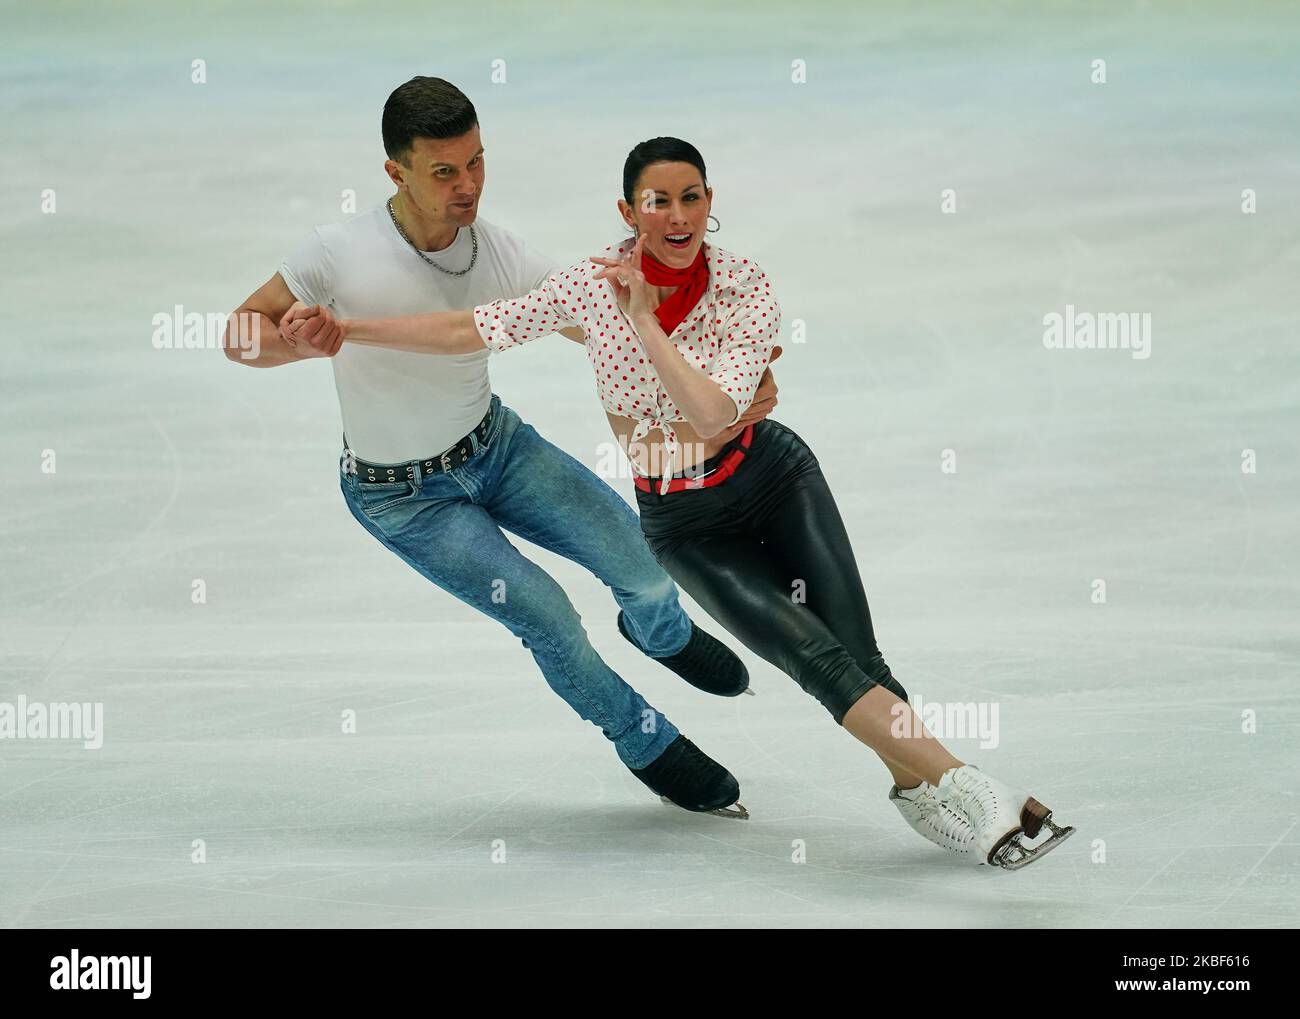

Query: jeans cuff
[[615, 715, 680, 770], [650, 611, 693, 658]]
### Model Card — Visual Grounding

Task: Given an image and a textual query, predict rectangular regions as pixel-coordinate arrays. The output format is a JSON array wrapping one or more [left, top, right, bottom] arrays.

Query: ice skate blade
[[992, 817, 1075, 871], [660, 795, 750, 820]]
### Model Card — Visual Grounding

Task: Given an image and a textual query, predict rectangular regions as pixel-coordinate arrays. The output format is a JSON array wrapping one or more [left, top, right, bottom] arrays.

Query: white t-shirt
[[279, 203, 558, 463]]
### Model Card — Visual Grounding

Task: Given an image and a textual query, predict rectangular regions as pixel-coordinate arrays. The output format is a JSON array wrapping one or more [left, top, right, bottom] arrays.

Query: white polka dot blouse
[[474, 238, 781, 493]]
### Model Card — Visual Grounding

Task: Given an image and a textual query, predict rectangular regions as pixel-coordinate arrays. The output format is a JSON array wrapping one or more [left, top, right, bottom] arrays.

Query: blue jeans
[[339, 393, 691, 769]]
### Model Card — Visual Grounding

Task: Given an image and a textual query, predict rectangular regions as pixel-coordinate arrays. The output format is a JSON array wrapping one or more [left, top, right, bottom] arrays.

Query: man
[[222, 77, 781, 818]]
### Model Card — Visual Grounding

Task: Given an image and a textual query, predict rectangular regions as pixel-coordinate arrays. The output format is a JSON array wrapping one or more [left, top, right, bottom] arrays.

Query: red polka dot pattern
[[473, 239, 782, 493]]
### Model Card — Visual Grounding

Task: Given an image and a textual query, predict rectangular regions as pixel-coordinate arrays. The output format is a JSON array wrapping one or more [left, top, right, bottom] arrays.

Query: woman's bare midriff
[[605, 412, 736, 479]]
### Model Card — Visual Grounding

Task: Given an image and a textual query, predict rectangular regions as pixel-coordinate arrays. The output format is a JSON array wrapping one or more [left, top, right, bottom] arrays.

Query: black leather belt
[[344, 403, 494, 483]]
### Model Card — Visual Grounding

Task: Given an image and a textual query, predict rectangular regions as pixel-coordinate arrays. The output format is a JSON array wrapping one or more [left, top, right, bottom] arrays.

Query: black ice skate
[[617, 610, 752, 697], [630, 735, 749, 819]]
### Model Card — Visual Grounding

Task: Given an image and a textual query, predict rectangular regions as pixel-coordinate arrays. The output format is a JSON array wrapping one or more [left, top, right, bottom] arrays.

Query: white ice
[[2, 1, 1298, 928]]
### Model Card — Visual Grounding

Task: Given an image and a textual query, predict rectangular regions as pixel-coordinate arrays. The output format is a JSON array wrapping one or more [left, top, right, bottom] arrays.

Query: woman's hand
[[590, 233, 656, 324]]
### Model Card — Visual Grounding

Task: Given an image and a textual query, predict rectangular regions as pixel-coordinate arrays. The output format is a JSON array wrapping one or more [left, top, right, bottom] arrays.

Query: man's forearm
[[223, 310, 305, 368]]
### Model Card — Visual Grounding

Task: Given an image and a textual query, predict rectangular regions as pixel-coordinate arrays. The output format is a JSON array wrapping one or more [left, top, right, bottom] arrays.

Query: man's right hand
[[715, 344, 782, 443], [279, 301, 344, 358]]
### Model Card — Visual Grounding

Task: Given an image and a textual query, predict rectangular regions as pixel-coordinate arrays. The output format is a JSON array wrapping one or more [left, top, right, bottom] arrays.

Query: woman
[[282, 138, 1073, 869]]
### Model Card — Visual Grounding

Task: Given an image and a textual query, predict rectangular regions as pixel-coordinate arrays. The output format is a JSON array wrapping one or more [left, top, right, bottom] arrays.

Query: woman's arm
[[630, 312, 739, 438], [282, 260, 584, 358], [279, 301, 483, 355], [344, 309, 483, 354], [593, 235, 778, 439]]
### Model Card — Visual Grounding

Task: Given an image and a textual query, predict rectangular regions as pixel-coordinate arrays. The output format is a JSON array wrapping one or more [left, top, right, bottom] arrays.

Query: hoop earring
[[707, 215, 721, 233]]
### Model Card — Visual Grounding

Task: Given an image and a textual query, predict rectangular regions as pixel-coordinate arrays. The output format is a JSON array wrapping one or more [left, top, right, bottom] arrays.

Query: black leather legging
[[635, 418, 907, 724]]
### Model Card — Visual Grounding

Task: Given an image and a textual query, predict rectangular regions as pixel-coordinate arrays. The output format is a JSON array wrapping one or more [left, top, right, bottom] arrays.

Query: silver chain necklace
[[387, 197, 477, 276]]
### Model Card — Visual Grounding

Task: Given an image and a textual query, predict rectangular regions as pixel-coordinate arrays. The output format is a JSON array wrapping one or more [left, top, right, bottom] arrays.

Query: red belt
[[633, 424, 754, 494]]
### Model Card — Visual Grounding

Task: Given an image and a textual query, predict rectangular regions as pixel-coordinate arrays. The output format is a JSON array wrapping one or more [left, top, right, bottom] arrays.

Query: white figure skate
[[935, 765, 1074, 870], [889, 782, 978, 861]]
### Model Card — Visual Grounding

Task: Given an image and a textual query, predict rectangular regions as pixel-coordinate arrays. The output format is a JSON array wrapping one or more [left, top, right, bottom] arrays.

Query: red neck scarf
[[641, 247, 709, 336]]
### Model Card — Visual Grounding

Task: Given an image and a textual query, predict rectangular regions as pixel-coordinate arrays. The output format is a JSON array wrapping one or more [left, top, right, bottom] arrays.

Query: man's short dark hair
[[382, 77, 478, 165]]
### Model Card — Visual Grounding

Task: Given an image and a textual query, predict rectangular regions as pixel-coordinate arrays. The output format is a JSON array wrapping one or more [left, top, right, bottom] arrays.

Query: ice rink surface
[[2, 1, 1297, 927]]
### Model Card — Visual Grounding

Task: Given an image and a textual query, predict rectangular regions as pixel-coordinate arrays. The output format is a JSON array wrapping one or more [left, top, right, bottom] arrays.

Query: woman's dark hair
[[382, 76, 478, 165], [622, 137, 708, 204]]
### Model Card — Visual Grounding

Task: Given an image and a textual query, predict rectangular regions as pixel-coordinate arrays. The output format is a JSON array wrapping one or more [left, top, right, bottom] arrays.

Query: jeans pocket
[[355, 480, 419, 515]]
